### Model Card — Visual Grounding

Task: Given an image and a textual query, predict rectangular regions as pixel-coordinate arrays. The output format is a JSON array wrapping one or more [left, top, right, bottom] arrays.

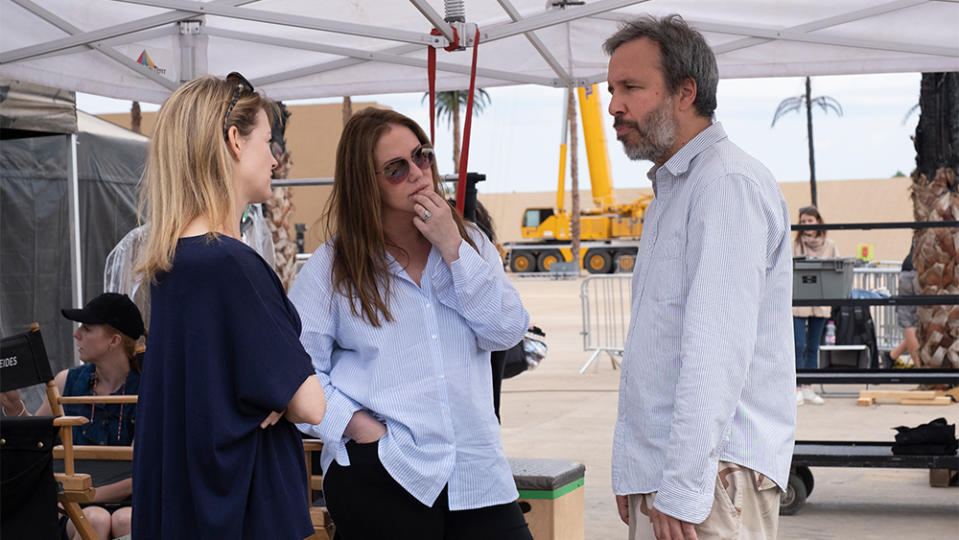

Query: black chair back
[[1, 417, 60, 539], [1, 327, 53, 392]]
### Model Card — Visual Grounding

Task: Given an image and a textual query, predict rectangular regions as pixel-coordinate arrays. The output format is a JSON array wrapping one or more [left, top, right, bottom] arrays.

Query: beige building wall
[[99, 103, 914, 262], [477, 176, 915, 264], [100, 101, 384, 252]]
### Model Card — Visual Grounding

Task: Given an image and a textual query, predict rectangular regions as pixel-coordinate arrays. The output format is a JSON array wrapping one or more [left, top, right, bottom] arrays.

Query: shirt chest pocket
[[650, 235, 684, 302]]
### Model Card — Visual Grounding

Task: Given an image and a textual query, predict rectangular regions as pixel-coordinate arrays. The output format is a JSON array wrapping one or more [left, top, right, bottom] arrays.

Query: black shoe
[[881, 351, 894, 369]]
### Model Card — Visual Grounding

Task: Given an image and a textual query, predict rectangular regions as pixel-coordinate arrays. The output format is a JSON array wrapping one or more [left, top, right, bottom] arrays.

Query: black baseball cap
[[61, 293, 144, 340]]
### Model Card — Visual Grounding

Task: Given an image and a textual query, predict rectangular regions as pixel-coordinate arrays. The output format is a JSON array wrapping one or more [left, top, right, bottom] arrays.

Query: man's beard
[[615, 97, 677, 164]]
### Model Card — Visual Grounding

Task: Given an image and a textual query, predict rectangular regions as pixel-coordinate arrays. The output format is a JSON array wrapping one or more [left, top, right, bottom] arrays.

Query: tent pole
[[66, 133, 83, 363]]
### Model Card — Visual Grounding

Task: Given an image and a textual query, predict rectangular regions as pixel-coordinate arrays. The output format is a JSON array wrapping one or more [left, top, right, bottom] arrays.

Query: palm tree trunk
[[452, 91, 462, 171], [910, 72, 959, 369], [805, 77, 817, 207], [342, 96, 352, 125], [263, 103, 296, 291], [130, 101, 141, 134], [568, 87, 581, 270]]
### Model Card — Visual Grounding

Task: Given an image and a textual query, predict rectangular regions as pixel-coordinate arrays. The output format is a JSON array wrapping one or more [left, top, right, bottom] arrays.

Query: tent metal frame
[[4, 0, 957, 98]]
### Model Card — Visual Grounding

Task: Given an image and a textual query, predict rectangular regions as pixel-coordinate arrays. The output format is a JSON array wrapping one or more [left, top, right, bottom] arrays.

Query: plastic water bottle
[[824, 320, 836, 345]]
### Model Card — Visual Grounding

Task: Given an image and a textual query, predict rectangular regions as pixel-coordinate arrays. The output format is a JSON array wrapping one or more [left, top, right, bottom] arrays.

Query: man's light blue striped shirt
[[290, 227, 529, 510], [612, 122, 797, 523]]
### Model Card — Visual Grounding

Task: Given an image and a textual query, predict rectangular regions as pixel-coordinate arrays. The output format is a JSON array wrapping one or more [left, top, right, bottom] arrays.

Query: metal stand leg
[[579, 350, 604, 374], [608, 351, 621, 370]]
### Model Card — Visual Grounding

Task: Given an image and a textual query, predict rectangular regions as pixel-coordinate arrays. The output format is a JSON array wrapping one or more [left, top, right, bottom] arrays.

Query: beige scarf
[[799, 233, 826, 256]]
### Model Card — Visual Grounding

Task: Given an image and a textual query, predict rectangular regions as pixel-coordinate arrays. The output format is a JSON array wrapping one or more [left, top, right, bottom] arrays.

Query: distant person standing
[[792, 205, 839, 405], [605, 15, 795, 540], [885, 244, 921, 367]]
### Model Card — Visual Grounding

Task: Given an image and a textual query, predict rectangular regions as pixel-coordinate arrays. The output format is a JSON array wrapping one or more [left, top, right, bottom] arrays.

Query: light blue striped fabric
[[290, 227, 529, 510], [611, 122, 797, 523]]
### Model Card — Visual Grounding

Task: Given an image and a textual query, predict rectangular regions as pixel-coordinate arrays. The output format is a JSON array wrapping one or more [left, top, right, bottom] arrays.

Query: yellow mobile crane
[[505, 85, 652, 274]]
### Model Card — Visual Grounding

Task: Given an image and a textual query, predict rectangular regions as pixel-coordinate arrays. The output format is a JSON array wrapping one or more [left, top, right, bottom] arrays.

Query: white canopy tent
[[2, 0, 958, 104], [2, 0, 957, 314]]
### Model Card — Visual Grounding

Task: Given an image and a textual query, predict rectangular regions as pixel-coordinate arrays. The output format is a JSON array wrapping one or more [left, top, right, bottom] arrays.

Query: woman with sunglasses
[[290, 108, 532, 540], [131, 73, 326, 539]]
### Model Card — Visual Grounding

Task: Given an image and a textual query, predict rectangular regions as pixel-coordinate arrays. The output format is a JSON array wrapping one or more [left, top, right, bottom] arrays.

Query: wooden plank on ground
[[859, 390, 938, 400], [900, 396, 953, 405]]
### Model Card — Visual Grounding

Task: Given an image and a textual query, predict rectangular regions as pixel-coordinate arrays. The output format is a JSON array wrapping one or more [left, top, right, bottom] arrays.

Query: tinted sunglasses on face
[[378, 145, 435, 183]]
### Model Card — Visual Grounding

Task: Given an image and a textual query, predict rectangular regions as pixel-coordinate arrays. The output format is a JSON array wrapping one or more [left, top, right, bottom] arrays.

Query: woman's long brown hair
[[327, 108, 476, 326], [794, 204, 826, 244]]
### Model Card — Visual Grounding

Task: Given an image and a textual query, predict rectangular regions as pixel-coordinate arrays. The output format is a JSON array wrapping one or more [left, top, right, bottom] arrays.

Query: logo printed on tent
[[136, 50, 166, 75]]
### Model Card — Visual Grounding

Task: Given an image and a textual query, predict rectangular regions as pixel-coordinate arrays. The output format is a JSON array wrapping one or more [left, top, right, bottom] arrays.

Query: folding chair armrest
[[59, 396, 138, 405], [302, 439, 324, 452], [54, 445, 134, 461], [53, 416, 89, 427]]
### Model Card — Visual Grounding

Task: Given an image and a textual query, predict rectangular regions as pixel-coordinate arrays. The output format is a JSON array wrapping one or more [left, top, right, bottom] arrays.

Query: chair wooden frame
[[6, 324, 138, 540], [10, 325, 331, 539]]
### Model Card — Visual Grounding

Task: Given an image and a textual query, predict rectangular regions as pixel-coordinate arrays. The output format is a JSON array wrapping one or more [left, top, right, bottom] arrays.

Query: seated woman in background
[[290, 108, 532, 540], [0, 292, 144, 540]]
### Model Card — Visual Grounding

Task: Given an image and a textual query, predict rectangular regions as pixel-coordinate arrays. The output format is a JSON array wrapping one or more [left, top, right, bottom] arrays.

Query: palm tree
[[263, 101, 297, 290], [771, 77, 843, 207], [130, 101, 141, 133], [342, 95, 353, 125], [567, 87, 581, 272], [422, 89, 491, 169], [910, 72, 958, 370]]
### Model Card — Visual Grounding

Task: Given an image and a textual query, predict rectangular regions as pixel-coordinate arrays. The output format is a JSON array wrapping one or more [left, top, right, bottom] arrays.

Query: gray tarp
[[0, 112, 144, 378]]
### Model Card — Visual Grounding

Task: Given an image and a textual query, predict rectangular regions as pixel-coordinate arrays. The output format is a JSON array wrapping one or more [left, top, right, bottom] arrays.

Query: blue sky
[[78, 71, 921, 195]]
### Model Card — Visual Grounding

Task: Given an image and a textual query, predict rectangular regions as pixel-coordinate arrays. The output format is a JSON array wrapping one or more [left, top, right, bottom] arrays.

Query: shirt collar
[[646, 122, 727, 192]]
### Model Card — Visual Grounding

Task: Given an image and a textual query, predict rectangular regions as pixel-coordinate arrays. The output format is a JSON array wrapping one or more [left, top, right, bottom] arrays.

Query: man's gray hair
[[604, 14, 718, 118]]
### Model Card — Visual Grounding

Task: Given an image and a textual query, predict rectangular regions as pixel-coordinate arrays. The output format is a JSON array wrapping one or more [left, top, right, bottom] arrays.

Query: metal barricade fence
[[579, 263, 905, 373], [579, 274, 632, 373], [852, 263, 902, 351]]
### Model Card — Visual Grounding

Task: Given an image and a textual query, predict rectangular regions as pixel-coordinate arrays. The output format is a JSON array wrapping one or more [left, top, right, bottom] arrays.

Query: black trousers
[[324, 441, 532, 540]]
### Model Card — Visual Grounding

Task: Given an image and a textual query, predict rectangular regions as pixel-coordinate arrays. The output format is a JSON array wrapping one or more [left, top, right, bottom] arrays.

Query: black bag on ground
[[830, 305, 879, 368], [891, 417, 959, 456]]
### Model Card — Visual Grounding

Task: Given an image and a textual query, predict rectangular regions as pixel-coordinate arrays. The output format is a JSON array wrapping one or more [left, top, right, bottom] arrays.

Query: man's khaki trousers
[[627, 462, 781, 540]]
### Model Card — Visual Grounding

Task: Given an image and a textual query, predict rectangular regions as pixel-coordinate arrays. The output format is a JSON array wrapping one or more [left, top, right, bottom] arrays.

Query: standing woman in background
[[290, 108, 532, 540], [131, 73, 326, 539], [792, 205, 839, 405]]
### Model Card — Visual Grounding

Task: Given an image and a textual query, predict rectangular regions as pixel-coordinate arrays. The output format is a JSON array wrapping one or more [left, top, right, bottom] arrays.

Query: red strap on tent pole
[[427, 31, 438, 146], [427, 28, 460, 146], [455, 27, 480, 216]]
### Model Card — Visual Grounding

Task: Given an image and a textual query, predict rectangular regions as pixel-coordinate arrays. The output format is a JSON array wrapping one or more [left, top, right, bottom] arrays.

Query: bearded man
[[605, 15, 796, 540]]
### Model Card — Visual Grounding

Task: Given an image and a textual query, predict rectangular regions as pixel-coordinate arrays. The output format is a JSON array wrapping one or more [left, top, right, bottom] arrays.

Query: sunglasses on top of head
[[377, 145, 435, 184], [223, 71, 254, 138]]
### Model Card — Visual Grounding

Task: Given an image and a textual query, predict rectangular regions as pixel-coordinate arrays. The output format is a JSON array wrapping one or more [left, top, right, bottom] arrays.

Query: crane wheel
[[585, 250, 613, 274], [614, 252, 636, 273], [509, 252, 534, 273], [537, 251, 563, 272]]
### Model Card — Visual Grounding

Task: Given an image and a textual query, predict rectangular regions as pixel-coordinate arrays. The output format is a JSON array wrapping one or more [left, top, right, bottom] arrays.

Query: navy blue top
[[63, 363, 139, 446], [132, 235, 315, 540]]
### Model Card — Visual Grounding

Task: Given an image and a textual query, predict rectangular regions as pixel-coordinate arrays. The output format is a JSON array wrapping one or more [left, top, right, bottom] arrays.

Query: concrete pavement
[[500, 276, 959, 540]]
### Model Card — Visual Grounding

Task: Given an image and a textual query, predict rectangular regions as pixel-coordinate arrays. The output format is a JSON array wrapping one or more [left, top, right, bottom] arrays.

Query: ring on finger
[[422, 209, 432, 222]]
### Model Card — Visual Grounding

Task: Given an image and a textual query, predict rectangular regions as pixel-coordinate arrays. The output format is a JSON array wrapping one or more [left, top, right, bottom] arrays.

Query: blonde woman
[[290, 109, 532, 539], [131, 73, 326, 539], [793, 205, 839, 405]]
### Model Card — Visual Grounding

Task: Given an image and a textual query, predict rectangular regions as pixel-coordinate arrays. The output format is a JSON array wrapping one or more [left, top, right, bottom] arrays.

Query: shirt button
[[439, 374, 445, 379], [425, 303, 432, 308], [431, 334, 437, 339]]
